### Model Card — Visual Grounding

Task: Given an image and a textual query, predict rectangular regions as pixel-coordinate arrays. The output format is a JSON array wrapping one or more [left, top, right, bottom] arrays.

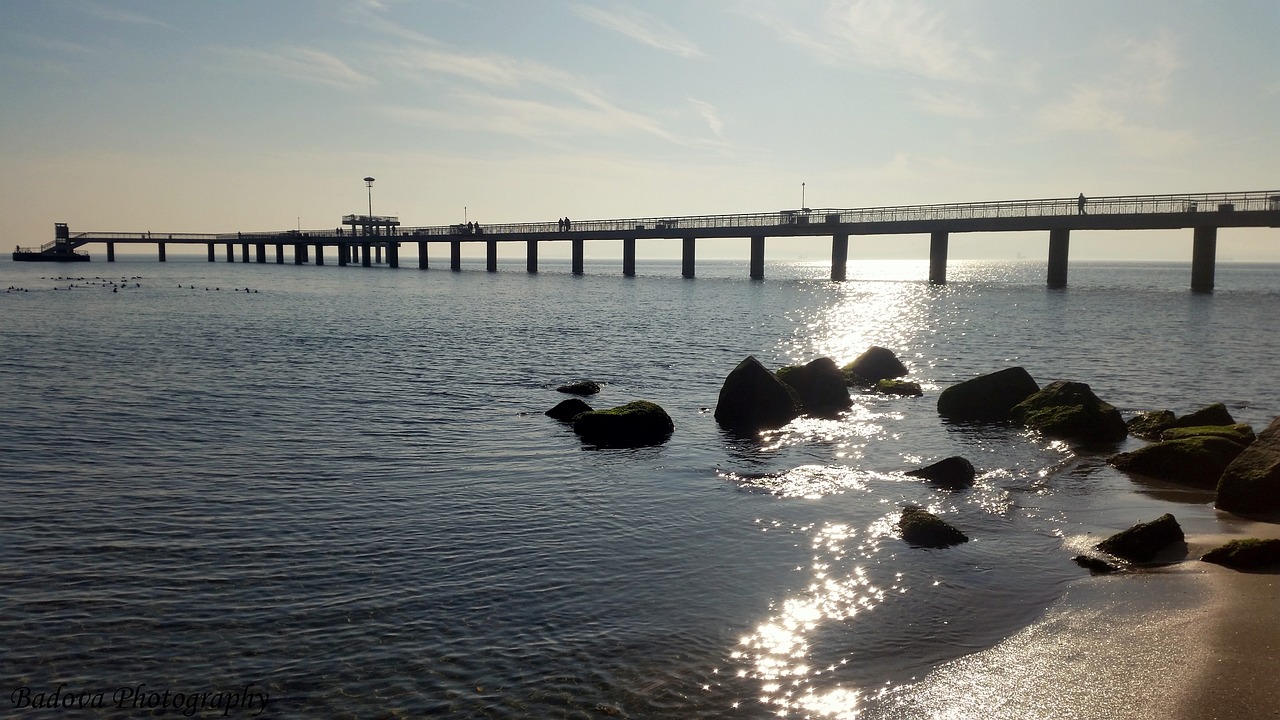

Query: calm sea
[[2, 253, 1277, 718]]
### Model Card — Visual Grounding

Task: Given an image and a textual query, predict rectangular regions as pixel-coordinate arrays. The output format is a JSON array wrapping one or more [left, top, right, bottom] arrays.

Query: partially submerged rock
[[876, 379, 923, 397], [1215, 417, 1280, 515], [842, 346, 908, 385], [937, 367, 1039, 422], [546, 398, 592, 421], [1096, 513, 1184, 562], [1073, 555, 1121, 574], [573, 400, 674, 448], [898, 506, 968, 548], [714, 356, 801, 434], [557, 380, 601, 395], [1127, 410, 1176, 440], [1201, 538, 1280, 569], [1161, 423, 1256, 446], [1010, 380, 1128, 444], [1109, 435, 1249, 489], [776, 357, 852, 416], [1170, 403, 1236, 429], [905, 456, 976, 490]]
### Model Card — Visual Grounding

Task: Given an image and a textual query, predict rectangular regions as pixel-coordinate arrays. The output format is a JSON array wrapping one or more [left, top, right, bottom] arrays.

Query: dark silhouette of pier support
[[226, 243, 234, 262], [1048, 229, 1070, 289], [107, 242, 115, 262], [158, 242, 166, 262], [526, 239, 537, 273], [361, 242, 371, 268], [275, 244, 284, 264], [338, 244, 348, 266], [419, 241, 429, 270], [241, 243, 250, 263], [208, 243, 215, 262], [929, 232, 947, 284], [486, 239, 497, 272], [572, 239, 584, 275], [255, 243, 265, 263], [1192, 226, 1217, 293], [682, 238, 695, 278], [450, 240, 461, 271], [831, 234, 849, 281], [387, 241, 399, 269], [750, 236, 765, 279], [623, 238, 636, 277]]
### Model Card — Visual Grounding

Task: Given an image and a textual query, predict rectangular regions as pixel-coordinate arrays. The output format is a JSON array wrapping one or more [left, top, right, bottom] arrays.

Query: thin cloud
[[688, 99, 726, 138], [83, 3, 175, 30], [571, 4, 703, 58], [910, 89, 987, 119], [210, 46, 377, 90]]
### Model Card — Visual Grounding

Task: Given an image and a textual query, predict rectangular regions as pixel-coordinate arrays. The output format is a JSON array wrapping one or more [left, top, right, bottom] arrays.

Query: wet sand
[[872, 518, 1280, 720]]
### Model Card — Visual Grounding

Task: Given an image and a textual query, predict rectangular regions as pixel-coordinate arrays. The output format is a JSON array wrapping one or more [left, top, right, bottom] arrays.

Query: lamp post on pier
[[364, 176, 375, 218]]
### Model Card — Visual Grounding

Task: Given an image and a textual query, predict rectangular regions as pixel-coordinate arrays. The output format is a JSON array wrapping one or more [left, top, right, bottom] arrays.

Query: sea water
[[1, 255, 1277, 718]]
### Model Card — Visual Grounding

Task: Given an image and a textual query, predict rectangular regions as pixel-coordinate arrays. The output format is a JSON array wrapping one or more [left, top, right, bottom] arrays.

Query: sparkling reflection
[[733, 521, 904, 717]]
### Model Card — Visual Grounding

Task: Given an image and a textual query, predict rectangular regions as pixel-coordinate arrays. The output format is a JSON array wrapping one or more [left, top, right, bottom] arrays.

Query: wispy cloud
[[210, 46, 377, 90], [83, 3, 175, 30], [571, 4, 703, 58], [910, 89, 986, 119], [688, 99, 726, 138]]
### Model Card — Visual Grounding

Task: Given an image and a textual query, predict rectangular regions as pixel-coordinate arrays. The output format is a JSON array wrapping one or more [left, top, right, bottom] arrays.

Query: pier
[[25, 190, 1280, 292]]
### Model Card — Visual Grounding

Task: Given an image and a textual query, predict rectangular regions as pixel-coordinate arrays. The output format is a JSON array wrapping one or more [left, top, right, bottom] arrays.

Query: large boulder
[[1162, 423, 1255, 445], [905, 456, 976, 489], [1201, 538, 1280, 569], [1127, 410, 1176, 440], [842, 346, 908, 385], [1216, 417, 1280, 515], [1170, 403, 1236, 429], [1109, 435, 1249, 489], [572, 400, 674, 448], [1096, 514, 1184, 562], [714, 356, 801, 433], [776, 357, 852, 416], [937, 367, 1039, 422], [546, 398, 592, 421], [898, 506, 968, 548], [1010, 380, 1128, 444]]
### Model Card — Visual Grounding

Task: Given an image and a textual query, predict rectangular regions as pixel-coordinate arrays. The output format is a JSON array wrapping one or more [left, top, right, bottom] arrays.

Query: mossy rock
[[937, 367, 1039, 422], [714, 356, 801, 434], [1096, 513, 1184, 562], [1201, 538, 1280, 569], [1073, 555, 1121, 574], [1010, 380, 1127, 444], [557, 380, 601, 395], [1170, 403, 1236, 429], [842, 346, 908, 385], [1161, 423, 1255, 445], [776, 357, 852, 415], [904, 456, 975, 489], [1108, 435, 1248, 489], [1216, 417, 1280, 515], [1127, 410, 1176, 440], [546, 398, 592, 421], [876, 379, 923, 397], [573, 400, 674, 448], [898, 506, 968, 548]]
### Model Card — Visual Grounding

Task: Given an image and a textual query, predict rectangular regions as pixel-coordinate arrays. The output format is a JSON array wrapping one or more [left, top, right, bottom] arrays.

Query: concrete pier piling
[[750, 236, 765, 279], [928, 232, 948, 284], [1047, 228, 1070, 289], [682, 238, 695, 279], [831, 234, 849, 281], [1192, 226, 1217, 293]]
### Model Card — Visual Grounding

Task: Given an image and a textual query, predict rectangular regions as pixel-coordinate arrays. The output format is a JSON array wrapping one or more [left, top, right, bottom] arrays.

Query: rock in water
[[776, 357, 852, 415], [876, 379, 923, 397], [1127, 410, 1176, 440], [1201, 538, 1280, 569], [842, 346, 908, 384], [1010, 380, 1128, 444], [937, 367, 1039, 422], [1096, 514, 1184, 562], [904, 456, 976, 489], [1109, 435, 1248, 489], [714, 356, 801, 433], [546, 398, 592, 421], [1215, 417, 1280, 515], [557, 380, 601, 395], [1170, 403, 1236, 429], [572, 400, 674, 448], [898, 506, 969, 548]]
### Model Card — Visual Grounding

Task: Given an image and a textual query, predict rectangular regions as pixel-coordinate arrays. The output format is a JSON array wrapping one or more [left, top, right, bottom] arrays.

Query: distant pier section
[[24, 190, 1280, 292]]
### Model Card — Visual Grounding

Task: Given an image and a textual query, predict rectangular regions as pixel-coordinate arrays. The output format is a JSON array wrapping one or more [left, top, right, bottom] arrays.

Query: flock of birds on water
[[6, 276, 260, 294]]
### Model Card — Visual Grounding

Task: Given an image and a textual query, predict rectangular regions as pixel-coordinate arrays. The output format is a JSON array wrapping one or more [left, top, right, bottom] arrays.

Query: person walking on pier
[[1078, 193, 1087, 215]]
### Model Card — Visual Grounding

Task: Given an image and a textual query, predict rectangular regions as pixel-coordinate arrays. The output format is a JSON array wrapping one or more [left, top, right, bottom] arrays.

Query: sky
[[2, 0, 1278, 261]]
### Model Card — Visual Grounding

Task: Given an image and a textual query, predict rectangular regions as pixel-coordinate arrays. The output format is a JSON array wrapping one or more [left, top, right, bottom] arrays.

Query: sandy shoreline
[[869, 517, 1280, 720]]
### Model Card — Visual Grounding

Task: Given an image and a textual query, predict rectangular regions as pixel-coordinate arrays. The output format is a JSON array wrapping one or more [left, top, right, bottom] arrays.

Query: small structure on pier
[[341, 214, 400, 237]]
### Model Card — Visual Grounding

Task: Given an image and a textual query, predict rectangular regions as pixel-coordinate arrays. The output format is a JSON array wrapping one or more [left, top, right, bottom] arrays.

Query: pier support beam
[[158, 243, 166, 262], [255, 243, 265, 264], [572, 239, 584, 275], [750, 236, 765, 279], [294, 244, 304, 265], [314, 244, 324, 265], [376, 245, 382, 264], [208, 243, 215, 262], [338, 244, 348, 267], [241, 243, 250, 263], [682, 238, 696, 279], [486, 239, 498, 272], [361, 243, 371, 268], [107, 242, 115, 262], [623, 238, 636, 277], [275, 245, 284, 264], [526, 239, 538, 273], [831, 234, 849, 281], [929, 232, 948, 284], [387, 241, 399, 269], [451, 240, 461, 271], [419, 241, 429, 270], [1192, 226, 1217, 293], [1047, 228, 1070, 289], [226, 243, 234, 262]]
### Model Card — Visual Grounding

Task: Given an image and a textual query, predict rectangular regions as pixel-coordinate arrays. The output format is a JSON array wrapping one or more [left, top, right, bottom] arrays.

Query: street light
[[364, 176, 375, 217]]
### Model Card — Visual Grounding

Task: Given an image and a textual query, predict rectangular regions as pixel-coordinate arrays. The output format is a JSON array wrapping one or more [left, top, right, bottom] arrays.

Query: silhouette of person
[[1078, 193, 1087, 215], [565, 217, 571, 231]]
